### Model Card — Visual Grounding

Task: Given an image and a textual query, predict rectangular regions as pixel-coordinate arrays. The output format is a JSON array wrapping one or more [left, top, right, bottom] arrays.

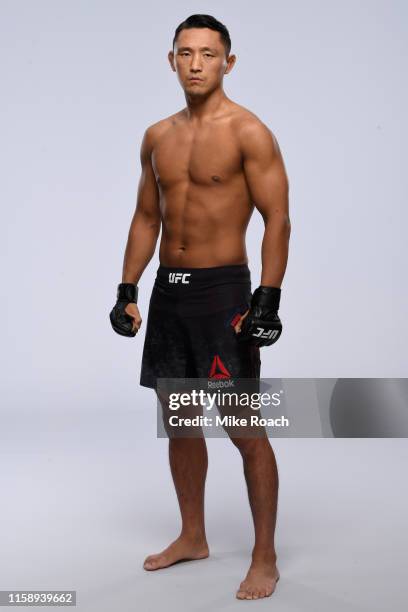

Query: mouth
[[189, 78, 203, 83]]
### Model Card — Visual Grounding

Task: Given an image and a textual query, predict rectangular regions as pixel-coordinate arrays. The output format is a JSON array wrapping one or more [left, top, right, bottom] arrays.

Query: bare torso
[[150, 101, 255, 267]]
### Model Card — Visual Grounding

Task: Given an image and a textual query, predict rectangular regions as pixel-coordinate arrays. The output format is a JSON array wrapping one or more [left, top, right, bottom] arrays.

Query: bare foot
[[236, 559, 280, 600], [143, 534, 209, 571]]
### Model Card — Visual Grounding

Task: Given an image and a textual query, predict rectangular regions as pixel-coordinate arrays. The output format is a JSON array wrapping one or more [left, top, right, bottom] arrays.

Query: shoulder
[[230, 104, 280, 157], [143, 110, 186, 148], [139, 114, 176, 161]]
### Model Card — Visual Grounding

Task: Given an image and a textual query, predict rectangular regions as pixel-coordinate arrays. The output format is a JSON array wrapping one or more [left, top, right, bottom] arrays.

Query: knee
[[230, 436, 269, 458]]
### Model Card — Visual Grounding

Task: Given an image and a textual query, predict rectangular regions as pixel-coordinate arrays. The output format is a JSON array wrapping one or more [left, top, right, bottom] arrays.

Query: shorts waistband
[[156, 263, 250, 290]]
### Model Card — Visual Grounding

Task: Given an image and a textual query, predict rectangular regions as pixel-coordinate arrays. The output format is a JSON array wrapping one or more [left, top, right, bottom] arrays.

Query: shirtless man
[[110, 14, 290, 601]]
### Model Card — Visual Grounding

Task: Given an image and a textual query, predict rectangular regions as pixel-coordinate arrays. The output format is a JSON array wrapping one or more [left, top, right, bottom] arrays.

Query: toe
[[236, 581, 246, 598], [143, 555, 161, 570]]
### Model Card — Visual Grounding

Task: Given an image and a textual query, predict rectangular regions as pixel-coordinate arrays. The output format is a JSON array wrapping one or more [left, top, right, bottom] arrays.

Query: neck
[[184, 87, 229, 121]]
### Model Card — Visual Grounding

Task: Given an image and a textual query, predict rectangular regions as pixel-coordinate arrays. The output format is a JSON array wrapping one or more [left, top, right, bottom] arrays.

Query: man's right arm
[[109, 127, 160, 337], [122, 126, 161, 284]]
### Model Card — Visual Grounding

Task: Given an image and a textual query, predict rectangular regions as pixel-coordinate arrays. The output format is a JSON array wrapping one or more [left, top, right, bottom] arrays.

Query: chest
[[152, 124, 242, 187]]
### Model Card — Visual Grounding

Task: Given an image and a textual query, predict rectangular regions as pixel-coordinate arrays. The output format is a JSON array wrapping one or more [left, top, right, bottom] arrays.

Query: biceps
[[135, 164, 160, 223], [244, 157, 289, 218]]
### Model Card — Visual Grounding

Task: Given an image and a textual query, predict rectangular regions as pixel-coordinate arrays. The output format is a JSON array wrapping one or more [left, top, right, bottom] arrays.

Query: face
[[168, 28, 236, 95]]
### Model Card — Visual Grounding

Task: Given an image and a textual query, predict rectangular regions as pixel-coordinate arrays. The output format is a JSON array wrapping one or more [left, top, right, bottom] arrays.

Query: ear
[[168, 50, 176, 72], [224, 54, 237, 75]]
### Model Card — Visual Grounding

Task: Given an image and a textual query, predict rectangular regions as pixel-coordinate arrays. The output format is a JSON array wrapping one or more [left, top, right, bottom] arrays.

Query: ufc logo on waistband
[[168, 272, 191, 284], [253, 327, 280, 339]]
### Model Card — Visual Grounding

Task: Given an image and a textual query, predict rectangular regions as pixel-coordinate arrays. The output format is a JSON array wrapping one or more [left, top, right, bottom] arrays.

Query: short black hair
[[173, 14, 231, 57]]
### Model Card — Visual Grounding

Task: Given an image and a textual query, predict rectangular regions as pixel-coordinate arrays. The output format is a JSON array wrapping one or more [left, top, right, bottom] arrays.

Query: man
[[110, 14, 290, 601]]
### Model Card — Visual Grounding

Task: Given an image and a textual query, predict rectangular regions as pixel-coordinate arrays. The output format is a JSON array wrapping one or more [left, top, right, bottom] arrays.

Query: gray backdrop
[[1, 1, 407, 610]]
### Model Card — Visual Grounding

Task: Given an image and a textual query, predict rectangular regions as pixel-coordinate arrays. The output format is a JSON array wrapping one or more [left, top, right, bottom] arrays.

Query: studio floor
[[1, 402, 407, 611]]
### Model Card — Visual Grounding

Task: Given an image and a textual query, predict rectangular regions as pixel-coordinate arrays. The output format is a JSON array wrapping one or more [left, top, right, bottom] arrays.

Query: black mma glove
[[109, 283, 139, 337], [237, 286, 282, 347]]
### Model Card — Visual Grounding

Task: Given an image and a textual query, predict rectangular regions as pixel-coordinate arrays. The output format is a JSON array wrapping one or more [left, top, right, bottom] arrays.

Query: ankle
[[180, 528, 207, 544], [251, 549, 277, 565]]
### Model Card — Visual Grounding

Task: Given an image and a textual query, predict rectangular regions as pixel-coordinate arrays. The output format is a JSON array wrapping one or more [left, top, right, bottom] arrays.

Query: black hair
[[173, 14, 231, 57]]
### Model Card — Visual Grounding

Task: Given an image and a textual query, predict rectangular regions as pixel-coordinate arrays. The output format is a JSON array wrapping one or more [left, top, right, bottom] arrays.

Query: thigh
[[184, 304, 261, 381], [156, 389, 205, 439], [140, 303, 190, 388]]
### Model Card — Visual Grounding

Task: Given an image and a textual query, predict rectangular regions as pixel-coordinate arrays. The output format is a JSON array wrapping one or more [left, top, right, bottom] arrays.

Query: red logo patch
[[209, 355, 231, 379], [230, 313, 242, 327]]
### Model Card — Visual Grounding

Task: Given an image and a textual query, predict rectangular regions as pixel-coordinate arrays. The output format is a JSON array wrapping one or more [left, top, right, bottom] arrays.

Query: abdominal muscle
[[158, 193, 253, 268], [159, 234, 248, 268]]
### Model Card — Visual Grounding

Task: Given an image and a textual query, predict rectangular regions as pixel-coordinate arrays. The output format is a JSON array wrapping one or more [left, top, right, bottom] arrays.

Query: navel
[[211, 175, 221, 182]]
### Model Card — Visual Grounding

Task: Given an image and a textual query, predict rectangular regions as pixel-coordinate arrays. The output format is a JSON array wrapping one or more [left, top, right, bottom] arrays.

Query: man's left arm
[[240, 119, 291, 287], [235, 119, 290, 346]]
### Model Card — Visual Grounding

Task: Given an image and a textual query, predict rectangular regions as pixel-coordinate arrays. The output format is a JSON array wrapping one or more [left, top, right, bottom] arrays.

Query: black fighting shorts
[[140, 264, 261, 389]]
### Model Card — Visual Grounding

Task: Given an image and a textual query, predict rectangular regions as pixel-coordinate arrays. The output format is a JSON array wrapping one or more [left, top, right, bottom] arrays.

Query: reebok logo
[[168, 272, 191, 284], [208, 355, 231, 379], [253, 327, 280, 340]]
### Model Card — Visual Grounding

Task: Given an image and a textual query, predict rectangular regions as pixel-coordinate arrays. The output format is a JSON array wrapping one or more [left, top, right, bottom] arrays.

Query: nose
[[190, 53, 203, 72]]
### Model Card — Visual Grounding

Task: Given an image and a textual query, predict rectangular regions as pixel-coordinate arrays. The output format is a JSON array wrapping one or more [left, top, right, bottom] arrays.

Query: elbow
[[147, 218, 161, 233], [132, 210, 161, 235], [267, 213, 291, 240]]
